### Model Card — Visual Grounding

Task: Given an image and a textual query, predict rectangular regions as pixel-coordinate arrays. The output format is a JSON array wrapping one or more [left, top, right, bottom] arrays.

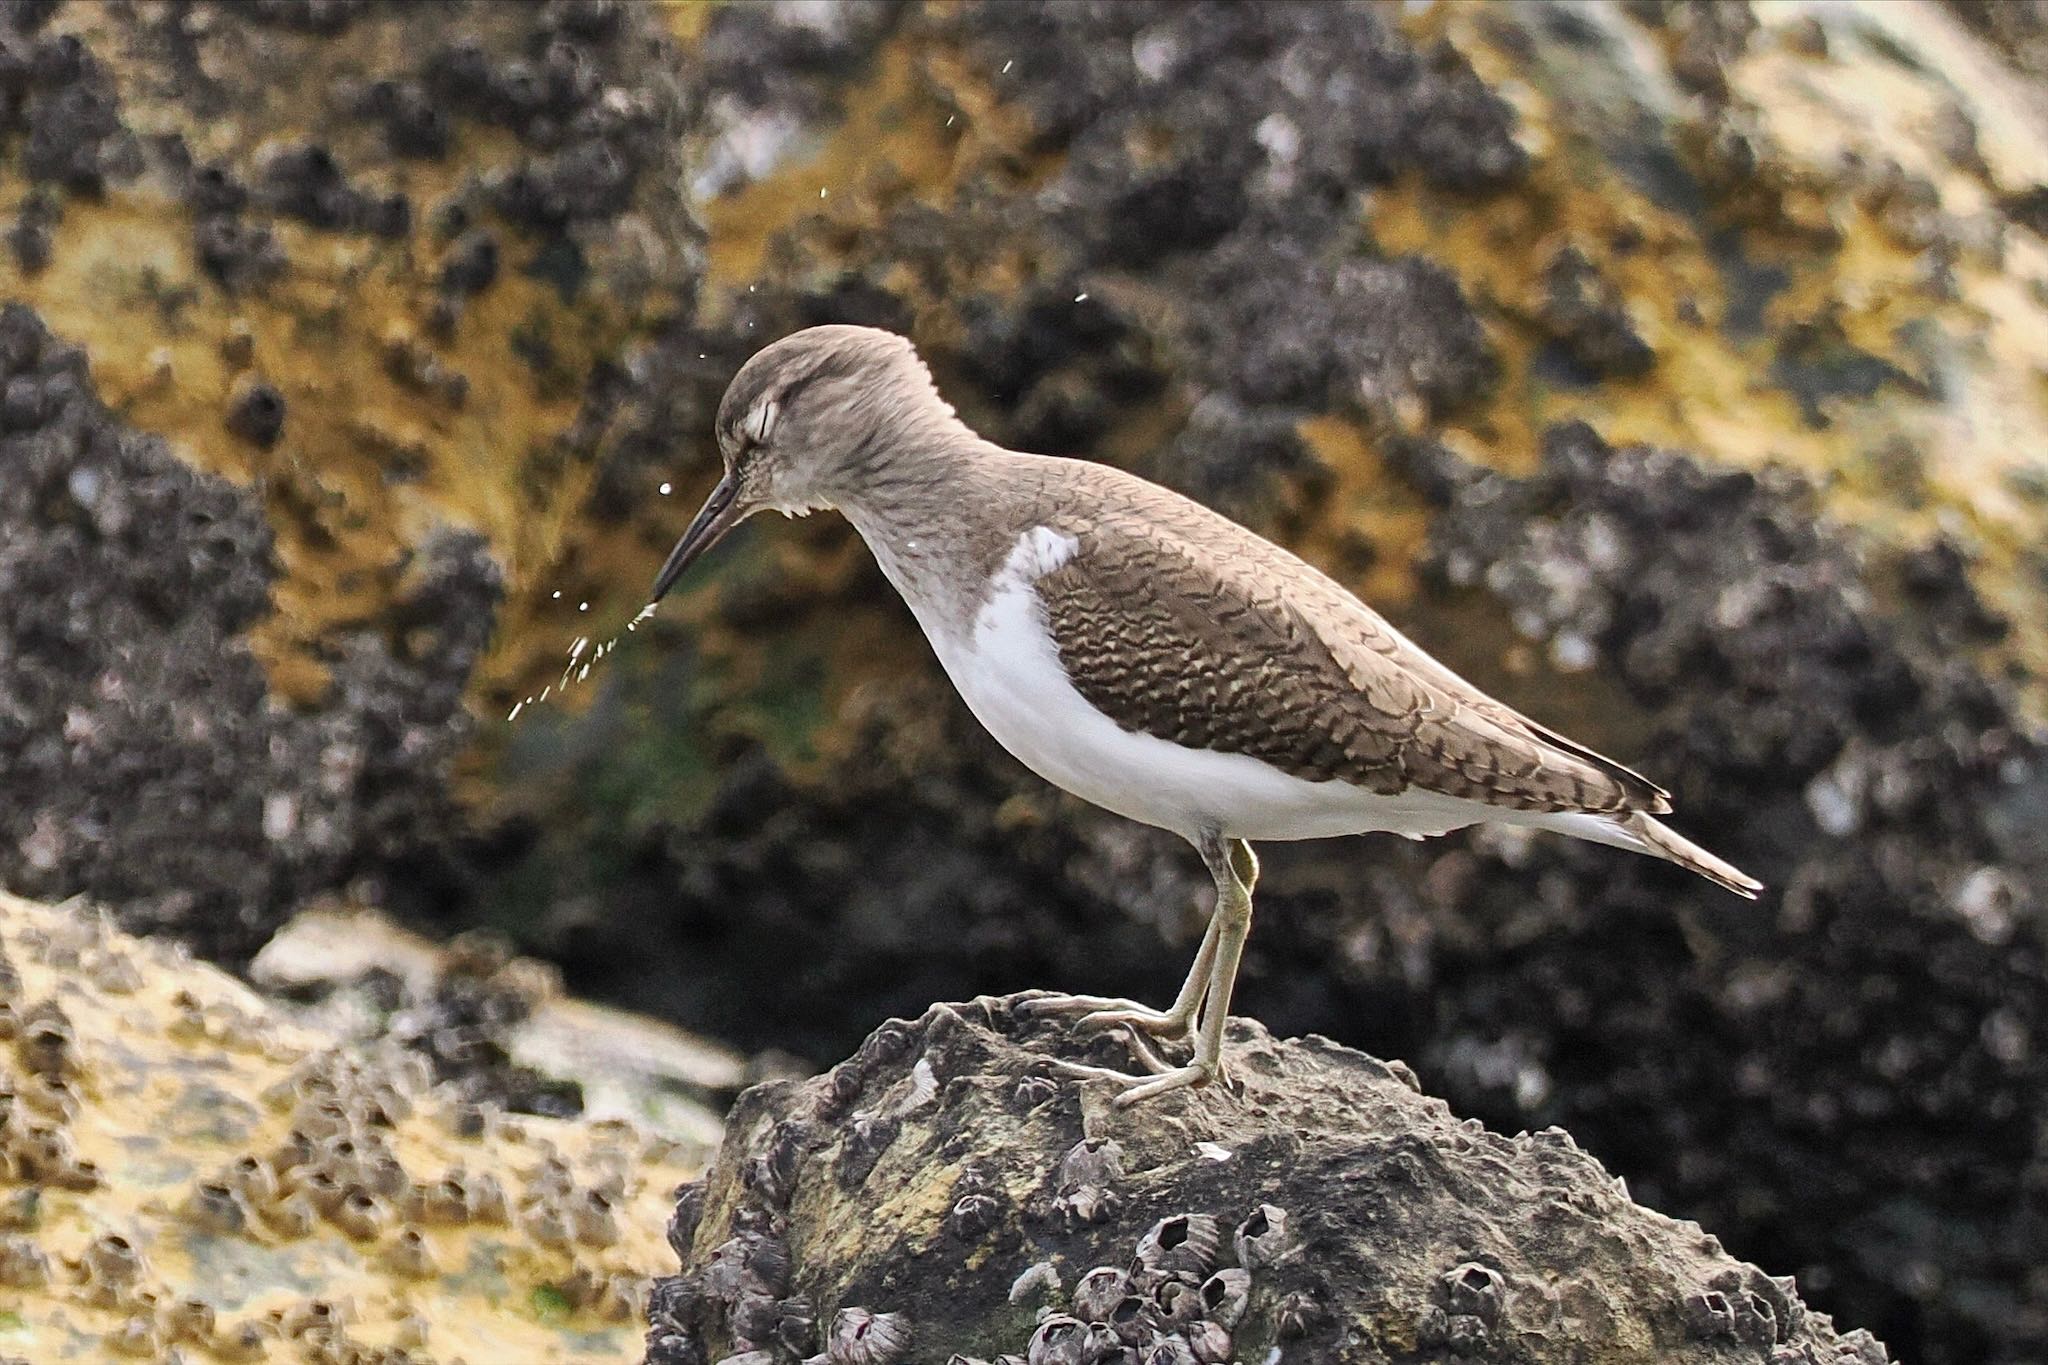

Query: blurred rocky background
[[3, 0, 2046, 1360]]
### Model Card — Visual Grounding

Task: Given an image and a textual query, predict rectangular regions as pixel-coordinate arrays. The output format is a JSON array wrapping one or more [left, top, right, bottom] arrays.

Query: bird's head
[[649, 324, 956, 604]]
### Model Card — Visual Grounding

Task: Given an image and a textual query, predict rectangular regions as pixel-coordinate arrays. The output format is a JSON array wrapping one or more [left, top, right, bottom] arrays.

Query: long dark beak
[[649, 470, 744, 605]]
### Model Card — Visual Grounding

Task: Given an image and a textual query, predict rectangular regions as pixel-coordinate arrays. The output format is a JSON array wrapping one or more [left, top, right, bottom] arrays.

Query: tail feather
[[1624, 813, 1761, 898], [1532, 810, 1762, 899]]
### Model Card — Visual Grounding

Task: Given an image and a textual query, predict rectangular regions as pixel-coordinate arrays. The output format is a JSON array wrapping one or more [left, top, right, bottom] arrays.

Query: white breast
[[905, 528, 1501, 845]]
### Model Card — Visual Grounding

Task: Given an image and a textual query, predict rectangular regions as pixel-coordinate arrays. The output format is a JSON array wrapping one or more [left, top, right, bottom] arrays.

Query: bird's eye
[[743, 399, 780, 447]]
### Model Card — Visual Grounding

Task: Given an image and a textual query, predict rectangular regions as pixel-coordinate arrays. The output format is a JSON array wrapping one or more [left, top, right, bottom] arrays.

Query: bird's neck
[[835, 433, 1027, 641]]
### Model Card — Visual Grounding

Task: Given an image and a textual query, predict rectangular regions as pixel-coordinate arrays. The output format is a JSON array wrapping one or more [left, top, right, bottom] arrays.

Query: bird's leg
[[1052, 833, 1257, 1104], [1068, 900, 1221, 1041], [1016, 872, 1224, 1040]]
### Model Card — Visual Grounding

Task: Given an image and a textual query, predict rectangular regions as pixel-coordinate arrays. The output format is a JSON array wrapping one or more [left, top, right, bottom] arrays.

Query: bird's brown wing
[[1032, 494, 1667, 815]]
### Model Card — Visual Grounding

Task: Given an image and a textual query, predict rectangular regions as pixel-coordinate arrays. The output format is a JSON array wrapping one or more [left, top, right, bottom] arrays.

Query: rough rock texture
[[1363, 424, 2047, 1362], [0, 300, 497, 961], [0, 890, 702, 1363], [650, 998, 1890, 1364], [250, 902, 762, 1145]]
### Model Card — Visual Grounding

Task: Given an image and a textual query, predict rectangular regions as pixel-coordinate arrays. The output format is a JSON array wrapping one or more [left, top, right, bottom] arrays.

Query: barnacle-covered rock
[[250, 902, 749, 1138], [655, 998, 1889, 1363], [0, 891, 702, 1364]]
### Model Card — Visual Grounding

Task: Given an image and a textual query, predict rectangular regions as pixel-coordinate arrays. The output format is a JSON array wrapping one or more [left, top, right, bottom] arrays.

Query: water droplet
[[578, 601, 589, 612], [659, 482, 673, 496], [1074, 292, 1089, 302], [507, 702, 524, 722], [1001, 58, 1013, 73]]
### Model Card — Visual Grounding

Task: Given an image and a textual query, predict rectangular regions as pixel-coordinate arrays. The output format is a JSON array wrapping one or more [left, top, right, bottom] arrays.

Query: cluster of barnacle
[[1, 938, 93, 1307], [988, 1204, 1306, 1365], [204, 1050, 649, 1311], [0, 896, 689, 1364], [649, 1094, 933, 1365], [647, 1128, 813, 1365], [1413, 1261, 1507, 1357], [1, 946, 107, 1197], [1677, 1265, 1887, 1365]]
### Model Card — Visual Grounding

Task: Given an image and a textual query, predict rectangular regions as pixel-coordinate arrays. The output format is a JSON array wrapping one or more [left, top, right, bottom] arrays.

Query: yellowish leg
[[1018, 870, 1224, 1041], [1052, 834, 1258, 1104]]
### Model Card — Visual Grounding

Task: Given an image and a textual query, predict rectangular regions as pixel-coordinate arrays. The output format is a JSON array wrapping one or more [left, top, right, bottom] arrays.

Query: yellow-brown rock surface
[[0, 890, 700, 1364]]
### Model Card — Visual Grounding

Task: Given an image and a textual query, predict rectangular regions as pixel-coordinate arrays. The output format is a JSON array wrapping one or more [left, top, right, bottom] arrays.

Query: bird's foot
[[1018, 991, 1157, 1019], [1019, 991, 1194, 1041], [1051, 1055, 1220, 1108]]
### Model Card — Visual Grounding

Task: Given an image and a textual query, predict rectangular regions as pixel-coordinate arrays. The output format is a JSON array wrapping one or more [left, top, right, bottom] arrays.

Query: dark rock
[[255, 141, 408, 237], [0, 307, 502, 962], [184, 160, 250, 216], [1388, 422, 2046, 1364], [1141, 394, 1327, 535], [657, 998, 1888, 1362], [951, 1, 1523, 197], [1331, 256, 1499, 420], [243, 0, 371, 35], [5, 188, 55, 273], [371, 80, 452, 159], [23, 80, 122, 190], [437, 228, 500, 297], [9, 27, 142, 195], [1538, 245, 1657, 381], [414, 4, 688, 238]]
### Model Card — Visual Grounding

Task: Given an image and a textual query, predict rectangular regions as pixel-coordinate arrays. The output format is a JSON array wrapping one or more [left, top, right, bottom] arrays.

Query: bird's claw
[[1051, 1057, 1219, 1107], [1017, 991, 1158, 1021], [1075, 1006, 1196, 1041], [1019, 992, 1196, 1045]]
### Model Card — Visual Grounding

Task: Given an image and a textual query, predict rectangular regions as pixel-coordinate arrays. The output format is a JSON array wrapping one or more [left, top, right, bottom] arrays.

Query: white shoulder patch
[[1002, 525, 1080, 583]]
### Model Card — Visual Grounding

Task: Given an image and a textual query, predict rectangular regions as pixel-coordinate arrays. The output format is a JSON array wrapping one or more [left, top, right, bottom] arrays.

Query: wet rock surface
[[649, 998, 1891, 1364]]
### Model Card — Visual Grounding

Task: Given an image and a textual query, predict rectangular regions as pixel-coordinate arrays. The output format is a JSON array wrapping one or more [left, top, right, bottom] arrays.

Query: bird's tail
[[1533, 810, 1762, 899]]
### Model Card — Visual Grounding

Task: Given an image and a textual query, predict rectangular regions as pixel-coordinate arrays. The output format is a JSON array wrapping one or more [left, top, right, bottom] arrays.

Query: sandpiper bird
[[650, 325, 1761, 1106]]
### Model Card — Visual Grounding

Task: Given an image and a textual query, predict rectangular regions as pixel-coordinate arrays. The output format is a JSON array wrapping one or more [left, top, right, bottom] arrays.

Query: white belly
[[905, 528, 1499, 845]]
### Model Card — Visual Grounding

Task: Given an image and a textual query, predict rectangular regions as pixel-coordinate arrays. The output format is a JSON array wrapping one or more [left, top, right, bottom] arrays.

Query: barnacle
[[0, 888, 701, 1362], [1232, 1204, 1290, 1269], [1007, 1259, 1061, 1307], [1071, 1265, 1130, 1322], [1184, 1319, 1232, 1365], [1133, 1214, 1222, 1277], [826, 1306, 912, 1365], [380, 1228, 436, 1279], [182, 1181, 251, 1235], [1198, 1268, 1249, 1329], [328, 1186, 392, 1241]]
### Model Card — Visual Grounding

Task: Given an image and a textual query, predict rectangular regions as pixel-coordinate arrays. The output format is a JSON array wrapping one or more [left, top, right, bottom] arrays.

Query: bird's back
[[1001, 452, 1669, 818]]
